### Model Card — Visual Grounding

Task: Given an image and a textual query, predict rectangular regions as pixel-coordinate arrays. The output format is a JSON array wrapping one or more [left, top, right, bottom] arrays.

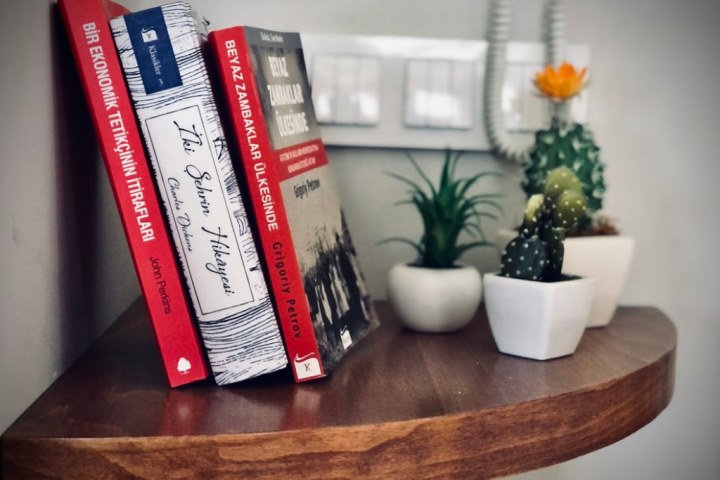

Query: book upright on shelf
[[209, 26, 379, 382], [110, 2, 288, 385], [57, 0, 208, 387]]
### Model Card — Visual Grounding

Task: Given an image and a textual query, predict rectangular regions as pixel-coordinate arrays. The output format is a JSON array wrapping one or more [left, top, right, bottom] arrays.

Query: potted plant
[[498, 62, 634, 327], [383, 149, 501, 333], [486, 167, 595, 360]]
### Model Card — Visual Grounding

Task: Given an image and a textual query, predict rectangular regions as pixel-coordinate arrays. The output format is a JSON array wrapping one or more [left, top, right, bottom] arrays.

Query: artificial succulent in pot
[[486, 166, 595, 360], [501, 166, 587, 281], [383, 148, 502, 269], [382, 148, 501, 332], [511, 62, 635, 328]]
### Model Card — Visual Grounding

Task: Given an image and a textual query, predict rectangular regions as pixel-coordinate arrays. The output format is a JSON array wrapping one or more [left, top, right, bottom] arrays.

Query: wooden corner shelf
[[1, 300, 675, 479]]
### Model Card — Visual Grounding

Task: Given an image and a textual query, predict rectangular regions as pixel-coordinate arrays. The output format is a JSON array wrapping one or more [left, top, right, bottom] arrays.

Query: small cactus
[[520, 194, 544, 238], [552, 190, 586, 230], [501, 167, 587, 282], [500, 237, 547, 281], [522, 116, 605, 231], [525, 63, 602, 231]]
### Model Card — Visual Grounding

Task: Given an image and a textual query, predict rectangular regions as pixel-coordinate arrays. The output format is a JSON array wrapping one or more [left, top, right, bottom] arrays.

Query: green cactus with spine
[[522, 118, 604, 231], [501, 167, 587, 282]]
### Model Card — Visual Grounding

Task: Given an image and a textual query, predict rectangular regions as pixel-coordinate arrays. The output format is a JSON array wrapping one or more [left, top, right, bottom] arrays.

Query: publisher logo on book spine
[[141, 27, 158, 43], [123, 7, 182, 94], [293, 352, 321, 380], [177, 357, 192, 374]]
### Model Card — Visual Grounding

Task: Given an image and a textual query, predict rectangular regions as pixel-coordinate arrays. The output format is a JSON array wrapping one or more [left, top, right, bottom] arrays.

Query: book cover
[[57, 0, 208, 387], [110, 3, 287, 385], [209, 26, 379, 382]]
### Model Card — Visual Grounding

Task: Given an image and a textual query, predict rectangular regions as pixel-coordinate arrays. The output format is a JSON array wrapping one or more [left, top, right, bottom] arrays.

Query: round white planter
[[484, 273, 595, 360], [387, 263, 482, 333], [496, 228, 634, 328]]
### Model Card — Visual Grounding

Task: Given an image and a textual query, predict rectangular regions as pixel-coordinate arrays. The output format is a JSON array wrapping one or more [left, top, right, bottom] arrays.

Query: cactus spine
[[501, 167, 587, 282]]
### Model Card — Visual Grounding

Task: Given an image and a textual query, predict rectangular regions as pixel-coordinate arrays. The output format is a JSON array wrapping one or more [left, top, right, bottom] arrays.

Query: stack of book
[[58, 0, 378, 386]]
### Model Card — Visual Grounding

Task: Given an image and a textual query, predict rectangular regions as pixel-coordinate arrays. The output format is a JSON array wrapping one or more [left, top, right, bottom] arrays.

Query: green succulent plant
[[523, 115, 605, 231], [382, 149, 502, 269], [524, 63, 606, 232], [501, 167, 587, 282]]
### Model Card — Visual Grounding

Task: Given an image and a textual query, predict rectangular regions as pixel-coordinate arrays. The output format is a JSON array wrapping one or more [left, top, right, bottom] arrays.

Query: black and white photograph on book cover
[[245, 26, 379, 370], [303, 214, 376, 368], [280, 154, 378, 370]]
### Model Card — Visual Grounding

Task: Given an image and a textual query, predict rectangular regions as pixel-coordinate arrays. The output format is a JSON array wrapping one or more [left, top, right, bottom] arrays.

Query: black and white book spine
[[110, 2, 287, 384]]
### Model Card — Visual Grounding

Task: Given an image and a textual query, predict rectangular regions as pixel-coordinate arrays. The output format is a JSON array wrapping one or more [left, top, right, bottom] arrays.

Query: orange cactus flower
[[534, 62, 588, 101]]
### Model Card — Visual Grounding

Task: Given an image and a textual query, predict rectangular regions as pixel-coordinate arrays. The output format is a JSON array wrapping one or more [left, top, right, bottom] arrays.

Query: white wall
[[0, 0, 139, 438], [2, 0, 719, 478]]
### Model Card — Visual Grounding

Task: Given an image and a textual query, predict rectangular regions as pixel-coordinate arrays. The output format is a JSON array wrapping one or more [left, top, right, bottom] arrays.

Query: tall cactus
[[523, 62, 605, 231], [522, 117, 605, 230], [501, 167, 587, 282]]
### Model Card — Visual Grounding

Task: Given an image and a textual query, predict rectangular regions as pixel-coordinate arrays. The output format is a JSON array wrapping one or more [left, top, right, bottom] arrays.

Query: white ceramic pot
[[496, 228, 634, 328], [484, 272, 595, 360], [387, 263, 482, 333]]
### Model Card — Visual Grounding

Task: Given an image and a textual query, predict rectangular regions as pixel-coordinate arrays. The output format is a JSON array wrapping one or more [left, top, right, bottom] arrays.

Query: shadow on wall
[[50, 4, 103, 366]]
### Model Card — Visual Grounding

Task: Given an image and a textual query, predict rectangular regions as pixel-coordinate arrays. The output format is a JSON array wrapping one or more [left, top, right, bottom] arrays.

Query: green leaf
[[380, 149, 503, 268], [404, 151, 437, 197]]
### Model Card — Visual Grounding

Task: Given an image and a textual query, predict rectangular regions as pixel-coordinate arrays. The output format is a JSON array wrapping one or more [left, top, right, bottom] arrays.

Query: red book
[[209, 26, 379, 382], [58, 0, 208, 387]]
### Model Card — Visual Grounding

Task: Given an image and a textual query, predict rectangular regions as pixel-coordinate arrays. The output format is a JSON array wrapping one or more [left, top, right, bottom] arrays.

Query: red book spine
[[209, 27, 324, 382], [58, 0, 208, 387]]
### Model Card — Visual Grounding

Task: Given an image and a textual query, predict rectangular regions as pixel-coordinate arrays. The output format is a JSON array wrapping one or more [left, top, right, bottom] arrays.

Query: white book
[[111, 1, 287, 385]]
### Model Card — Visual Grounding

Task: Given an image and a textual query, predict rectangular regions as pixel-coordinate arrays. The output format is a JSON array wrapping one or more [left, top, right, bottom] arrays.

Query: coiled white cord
[[483, 0, 567, 164], [543, 0, 567, 67]]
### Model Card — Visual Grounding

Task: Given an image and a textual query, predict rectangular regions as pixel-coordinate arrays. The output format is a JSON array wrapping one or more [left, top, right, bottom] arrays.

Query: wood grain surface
[[1, 300, 676, 479]]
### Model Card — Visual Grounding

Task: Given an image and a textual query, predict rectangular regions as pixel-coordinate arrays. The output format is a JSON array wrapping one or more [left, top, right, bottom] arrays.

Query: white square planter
[[484, 273, 595, 360], [496, 229, 634, 328]]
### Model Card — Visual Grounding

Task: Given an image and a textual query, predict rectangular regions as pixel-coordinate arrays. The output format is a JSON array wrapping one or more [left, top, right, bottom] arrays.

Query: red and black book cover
[[210, 26, 379, 382], [57, 0, 208, 387]]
